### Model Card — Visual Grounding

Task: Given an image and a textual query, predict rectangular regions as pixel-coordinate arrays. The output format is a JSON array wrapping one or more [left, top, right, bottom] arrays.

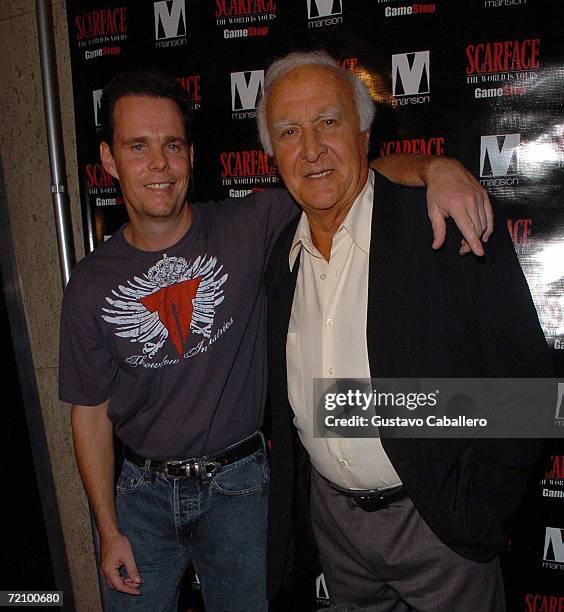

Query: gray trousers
[[311, 469, 506, 612]]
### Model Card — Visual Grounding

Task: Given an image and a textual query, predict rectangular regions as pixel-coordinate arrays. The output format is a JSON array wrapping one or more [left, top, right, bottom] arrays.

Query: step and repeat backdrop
[[65, 1, 563, 609]]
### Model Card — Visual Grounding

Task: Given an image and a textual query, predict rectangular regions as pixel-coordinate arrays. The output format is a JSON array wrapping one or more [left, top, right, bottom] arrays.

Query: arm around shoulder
[[371, 154, 493, 256]]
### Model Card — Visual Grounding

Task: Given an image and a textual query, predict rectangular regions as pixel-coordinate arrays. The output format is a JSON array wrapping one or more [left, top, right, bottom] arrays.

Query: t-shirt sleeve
[[59, 272, 118, 406], [252, 188, 299, 261]]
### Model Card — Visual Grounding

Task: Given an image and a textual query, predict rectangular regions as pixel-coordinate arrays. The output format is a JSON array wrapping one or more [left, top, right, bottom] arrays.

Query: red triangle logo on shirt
[[140, 277, 202, 356]]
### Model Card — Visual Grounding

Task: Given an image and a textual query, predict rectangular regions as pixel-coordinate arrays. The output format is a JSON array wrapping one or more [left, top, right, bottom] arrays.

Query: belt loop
[[199, 458, 209, 484], [143, 458, 152, 483]]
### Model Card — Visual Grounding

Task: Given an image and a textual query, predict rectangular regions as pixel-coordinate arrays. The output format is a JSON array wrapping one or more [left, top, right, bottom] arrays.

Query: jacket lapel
[[367, 172, 415, 378]]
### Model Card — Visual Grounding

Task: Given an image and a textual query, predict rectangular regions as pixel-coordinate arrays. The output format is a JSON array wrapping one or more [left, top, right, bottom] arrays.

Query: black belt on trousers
[[124, 434, 261, 479], [334, 484, 407, 512]]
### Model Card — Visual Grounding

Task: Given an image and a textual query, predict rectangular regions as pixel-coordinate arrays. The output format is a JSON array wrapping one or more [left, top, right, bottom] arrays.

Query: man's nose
[[149, 147, 169, 171], [300, 126, 326, 162]]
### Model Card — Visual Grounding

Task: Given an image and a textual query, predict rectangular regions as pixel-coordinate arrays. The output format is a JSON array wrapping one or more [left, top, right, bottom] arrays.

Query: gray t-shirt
[[59, 190, 297, 459]]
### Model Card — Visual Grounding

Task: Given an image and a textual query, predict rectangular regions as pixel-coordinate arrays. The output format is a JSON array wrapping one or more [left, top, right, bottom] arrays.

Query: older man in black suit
[[259, 51, 552, 611]]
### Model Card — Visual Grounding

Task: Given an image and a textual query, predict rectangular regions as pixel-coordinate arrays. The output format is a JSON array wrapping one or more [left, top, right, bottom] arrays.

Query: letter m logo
[[544, 527, 564, 562], [555, 383, 564, 423], [93, 89, 103, 127], [307, 0, 342, 18], [231, 70, 264, 111], [392, 51, 430, 96], [154, 0, 186, 40], [480, 134, 520, 177]]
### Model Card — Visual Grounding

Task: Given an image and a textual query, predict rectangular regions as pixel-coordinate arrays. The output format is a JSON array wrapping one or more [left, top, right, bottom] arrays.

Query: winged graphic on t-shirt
[[102, 254, 227, 358]]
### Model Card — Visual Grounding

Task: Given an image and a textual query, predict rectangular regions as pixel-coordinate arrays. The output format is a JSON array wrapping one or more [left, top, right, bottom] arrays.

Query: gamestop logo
[[479, 134, 520, 187], [154, 0, 187, 48], [543, 527, 564, 571], [384, 3, 436, 17], [466, 38, 540, 97], [230, 70, 264, 119], [219, 149, 279, 190], [92, 89, 103, 129], [391, 51, 430, 107], [215, 0, 276, 39], [307, 0, 344, 28]]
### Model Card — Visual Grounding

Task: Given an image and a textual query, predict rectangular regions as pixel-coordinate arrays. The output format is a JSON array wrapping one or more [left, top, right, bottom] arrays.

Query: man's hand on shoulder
[[100, 531, 142, 595], [371, 154, 493, 256], [424, 157, 493, 256]]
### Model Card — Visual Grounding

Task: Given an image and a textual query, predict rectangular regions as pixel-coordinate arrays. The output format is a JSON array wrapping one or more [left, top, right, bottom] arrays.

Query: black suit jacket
[[265, 172, 553, 598]]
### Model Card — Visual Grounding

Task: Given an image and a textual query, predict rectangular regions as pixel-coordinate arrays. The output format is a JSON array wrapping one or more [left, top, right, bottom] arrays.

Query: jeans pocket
[[116, 458, 146, 495], [210, 449, 269, 496]]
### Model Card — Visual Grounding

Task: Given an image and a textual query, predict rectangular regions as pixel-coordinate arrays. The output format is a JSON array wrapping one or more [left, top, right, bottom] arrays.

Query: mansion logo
[[230, 70, 264, 119], [177, 75, 201, 109], [316, 573, 330, 605], [555, 383, 564, 426], [543, 527, 564, 571], [380, 136, 445, 156], [307, 0, 344, 28], [154, 0, 187, 48], [479, 134, 520, 187], [92, 89, 103, 129], [465, 38, 540, 96], [215, 0, 277, 39], [219, 149, 279, 190], [74, 7, 127, 48], [391, 51, 430, 106], [484, 0, 526, 7]]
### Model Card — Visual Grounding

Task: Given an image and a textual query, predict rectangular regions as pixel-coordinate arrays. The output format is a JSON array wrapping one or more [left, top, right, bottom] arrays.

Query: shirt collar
[[289, 170, 374, 270]]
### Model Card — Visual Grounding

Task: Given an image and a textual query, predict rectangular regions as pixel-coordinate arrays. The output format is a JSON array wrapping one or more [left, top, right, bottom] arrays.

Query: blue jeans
[[107, 437, 269, 612]]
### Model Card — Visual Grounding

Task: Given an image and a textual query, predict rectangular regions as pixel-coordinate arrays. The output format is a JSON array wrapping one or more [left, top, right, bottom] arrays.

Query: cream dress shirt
[[286, 171, 402, 490]]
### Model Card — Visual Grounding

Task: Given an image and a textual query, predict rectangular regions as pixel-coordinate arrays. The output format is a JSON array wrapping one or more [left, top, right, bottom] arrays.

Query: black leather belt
[[335, 485, 407, 512], [124, 434, 261, 479]]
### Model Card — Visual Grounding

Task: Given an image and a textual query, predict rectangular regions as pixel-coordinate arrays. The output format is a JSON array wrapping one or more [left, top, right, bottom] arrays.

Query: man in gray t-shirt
[[59, 69, 492, 612]]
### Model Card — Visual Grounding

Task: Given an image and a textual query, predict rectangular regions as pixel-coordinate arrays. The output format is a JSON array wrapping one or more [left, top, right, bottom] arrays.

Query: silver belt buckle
[[163, 459, 199, 477]]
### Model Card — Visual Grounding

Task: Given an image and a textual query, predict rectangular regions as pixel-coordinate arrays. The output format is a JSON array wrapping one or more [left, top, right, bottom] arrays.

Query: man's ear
[[100, 141, 119, 179], [189, 143, 194, 167]]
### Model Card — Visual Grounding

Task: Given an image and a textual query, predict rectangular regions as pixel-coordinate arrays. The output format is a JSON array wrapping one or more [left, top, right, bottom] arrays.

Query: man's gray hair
[[256, 50, 375, 156]]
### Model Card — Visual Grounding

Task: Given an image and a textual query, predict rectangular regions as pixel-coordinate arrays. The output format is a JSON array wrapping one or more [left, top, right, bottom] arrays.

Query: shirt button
[[328, 367, 335, 375], [320, 273, 326, 280], [339, 459, 348, 467], [326, 318, 333, 326]]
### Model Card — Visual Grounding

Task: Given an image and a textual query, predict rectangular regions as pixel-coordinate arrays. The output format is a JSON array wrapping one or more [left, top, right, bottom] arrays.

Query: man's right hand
[[100, 531, 142, 594]]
